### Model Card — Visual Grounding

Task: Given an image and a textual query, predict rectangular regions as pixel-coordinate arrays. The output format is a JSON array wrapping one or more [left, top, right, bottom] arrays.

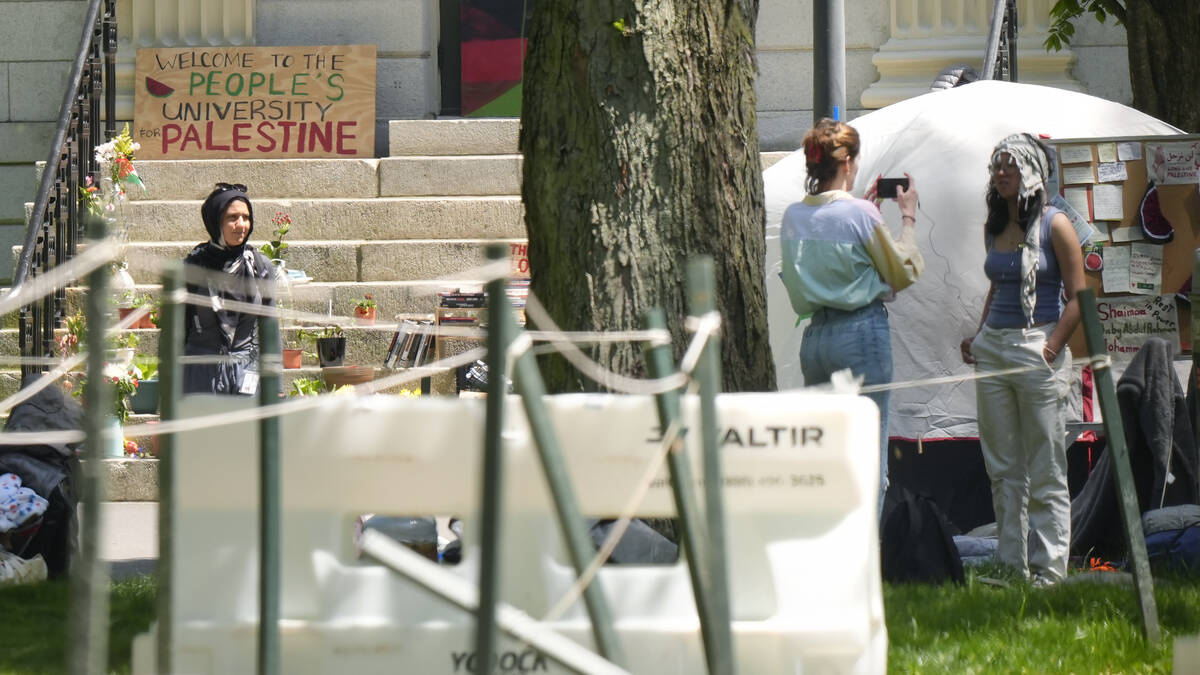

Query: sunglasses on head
[[214, 182, 248, 193]]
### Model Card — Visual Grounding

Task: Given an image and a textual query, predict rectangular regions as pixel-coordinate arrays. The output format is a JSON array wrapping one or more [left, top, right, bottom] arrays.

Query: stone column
[[861, 0, 1078, 108], [114, 0, 256, 120]]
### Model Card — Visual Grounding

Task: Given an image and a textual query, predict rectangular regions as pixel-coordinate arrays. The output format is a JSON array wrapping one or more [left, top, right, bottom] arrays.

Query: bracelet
[[901, 214, 916, 223], [1043, 345, 1059, 357]]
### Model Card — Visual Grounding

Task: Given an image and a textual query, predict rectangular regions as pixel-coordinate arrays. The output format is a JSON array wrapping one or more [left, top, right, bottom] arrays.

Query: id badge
[[240, 371, 260, 395]]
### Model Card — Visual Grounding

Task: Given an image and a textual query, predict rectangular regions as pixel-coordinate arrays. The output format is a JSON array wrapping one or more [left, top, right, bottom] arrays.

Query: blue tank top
[[984, 208, 1063, 328]]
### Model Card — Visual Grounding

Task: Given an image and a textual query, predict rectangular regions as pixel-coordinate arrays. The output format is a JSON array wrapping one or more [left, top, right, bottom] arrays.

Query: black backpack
[[880, 486, 965, 584]]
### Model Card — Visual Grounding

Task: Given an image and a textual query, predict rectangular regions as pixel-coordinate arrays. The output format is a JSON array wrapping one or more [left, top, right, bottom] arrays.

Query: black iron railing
[[10, 0, 116, 377]]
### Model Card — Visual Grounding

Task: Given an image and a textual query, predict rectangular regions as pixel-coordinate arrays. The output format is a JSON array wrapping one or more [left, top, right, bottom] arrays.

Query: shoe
[[1032, 574, 1058, 589]]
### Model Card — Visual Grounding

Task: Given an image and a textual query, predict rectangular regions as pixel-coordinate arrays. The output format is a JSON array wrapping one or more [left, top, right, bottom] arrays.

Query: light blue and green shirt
[[780, 190, 924, 319]]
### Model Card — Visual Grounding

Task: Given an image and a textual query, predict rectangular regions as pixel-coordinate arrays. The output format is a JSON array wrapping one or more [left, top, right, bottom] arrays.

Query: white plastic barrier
[[132, 391, 886, 674]]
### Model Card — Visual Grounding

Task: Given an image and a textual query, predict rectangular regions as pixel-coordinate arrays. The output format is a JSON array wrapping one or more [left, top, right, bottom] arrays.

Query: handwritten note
[[1102, 246, 1130, 293], [1129, 243, 1163, 295], [1117, 142, 1142, 161], [1096, 294, 1179, 359], [1096, 143, 1118, 163], [1062, 164, 1095, 185], [1097, 162, 1128, 182], [1063, 187, 1090, 218], [1092, 183, 1124, 220], [1059, 144, 1094, 164], [1090, 220, 1110, 242]]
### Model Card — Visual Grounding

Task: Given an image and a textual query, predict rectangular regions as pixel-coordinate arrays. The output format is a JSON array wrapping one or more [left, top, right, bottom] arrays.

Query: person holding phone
[[960, 133, 1084, 586], [780, 118, 923, 515]]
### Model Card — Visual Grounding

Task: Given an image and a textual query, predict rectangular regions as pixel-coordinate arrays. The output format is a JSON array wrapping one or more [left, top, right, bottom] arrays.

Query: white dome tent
[[764, 80, 1181, 440]]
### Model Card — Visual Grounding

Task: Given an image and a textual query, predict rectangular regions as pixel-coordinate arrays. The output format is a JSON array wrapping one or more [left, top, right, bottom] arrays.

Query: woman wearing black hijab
[[182, 183, 278, 395]]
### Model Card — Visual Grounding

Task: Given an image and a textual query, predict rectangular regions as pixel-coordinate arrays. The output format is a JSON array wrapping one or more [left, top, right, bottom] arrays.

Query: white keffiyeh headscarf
[[990, 133, 1050, 327]]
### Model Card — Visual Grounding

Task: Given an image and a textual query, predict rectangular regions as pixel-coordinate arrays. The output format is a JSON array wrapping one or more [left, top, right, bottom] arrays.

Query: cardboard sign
[[134, 45, 376, 159], [1096, 294, 1179, 359]]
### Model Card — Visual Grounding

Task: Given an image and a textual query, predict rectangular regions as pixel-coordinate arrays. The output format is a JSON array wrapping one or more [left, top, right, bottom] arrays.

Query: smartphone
[[876, 177, 910, 198]]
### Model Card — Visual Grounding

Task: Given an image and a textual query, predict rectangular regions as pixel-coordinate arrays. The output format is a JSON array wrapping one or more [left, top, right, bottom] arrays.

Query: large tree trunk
[[520, 1, 776, 394], [1124, 2, 1200, 132]]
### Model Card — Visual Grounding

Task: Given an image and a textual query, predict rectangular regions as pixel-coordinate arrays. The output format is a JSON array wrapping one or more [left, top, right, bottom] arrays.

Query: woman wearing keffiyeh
[[182, 183, 278, 395], [961, 133, 1085, 586]]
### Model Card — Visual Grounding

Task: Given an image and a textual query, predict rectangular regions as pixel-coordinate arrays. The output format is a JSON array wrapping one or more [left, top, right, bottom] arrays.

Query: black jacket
[[182, 242, 278, 395]]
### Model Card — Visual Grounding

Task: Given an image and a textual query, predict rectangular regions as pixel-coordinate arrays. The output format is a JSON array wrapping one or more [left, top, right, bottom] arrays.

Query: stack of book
[[437, 289, 486, 308], [383, 319, 435, 369]]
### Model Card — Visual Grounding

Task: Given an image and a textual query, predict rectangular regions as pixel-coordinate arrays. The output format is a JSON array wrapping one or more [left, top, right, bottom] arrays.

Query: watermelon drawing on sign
[[145, 76, 174, 98]]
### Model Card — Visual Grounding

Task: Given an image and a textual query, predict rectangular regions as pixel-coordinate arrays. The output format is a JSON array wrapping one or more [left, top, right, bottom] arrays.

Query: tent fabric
[[764, 81, 1181, 439]]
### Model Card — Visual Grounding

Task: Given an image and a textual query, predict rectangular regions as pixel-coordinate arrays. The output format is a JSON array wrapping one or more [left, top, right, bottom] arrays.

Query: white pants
[[972, 323, 1073, 581]]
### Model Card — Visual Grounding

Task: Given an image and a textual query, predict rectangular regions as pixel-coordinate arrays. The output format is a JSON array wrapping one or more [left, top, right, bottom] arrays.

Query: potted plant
[[259, 211, 292, 263], [120, 293, 156, 329], [314, 325, 346, 367], [282, 338, 304, 370], [353, 294, 377, 325], [128, 355, 159, 415]]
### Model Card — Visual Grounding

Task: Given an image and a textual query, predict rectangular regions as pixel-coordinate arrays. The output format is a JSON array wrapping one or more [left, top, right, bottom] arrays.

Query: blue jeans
[[800, 301, 893, 515]]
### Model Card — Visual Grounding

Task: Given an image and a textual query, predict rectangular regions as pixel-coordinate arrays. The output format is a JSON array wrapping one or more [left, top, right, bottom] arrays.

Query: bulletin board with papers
[[1049, 134, 1200, 358]]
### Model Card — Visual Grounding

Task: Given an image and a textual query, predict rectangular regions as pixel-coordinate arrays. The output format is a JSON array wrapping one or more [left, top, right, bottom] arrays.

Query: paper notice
[[1146, 141, 1200, 185], [1063, 187, 1091, 218], [1111, 226, 1145, 243], [1050, 193, 1096, 246], [1090, 220, 1110, 242], [1062, 164, 1096, 184], [1117, 142, 1142, 161], [1128, 243, 1163, 295], [1092, 184, 1124, 220], [1097, 162, 1128, 182], [1096, 143, 1118, 163], [1059, 144, 1094, 164], [1102, 246, 1130, 293]]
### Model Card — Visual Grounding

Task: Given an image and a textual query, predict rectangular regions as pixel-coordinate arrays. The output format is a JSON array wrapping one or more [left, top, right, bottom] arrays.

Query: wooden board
[[1050, 135, 1200, 358], [134, 45, 376, 159]]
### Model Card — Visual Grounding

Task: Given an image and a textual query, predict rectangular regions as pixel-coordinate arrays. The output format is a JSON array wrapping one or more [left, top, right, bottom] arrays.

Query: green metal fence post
[[642, 307, 720, 674], [1078, 288, 1160, 644], [155, 262, 184, 673], [474, 244, 511, 670], [257, 312, 282, 675], [70, 214, 110, 675], [686, 257, 736, 673], [498, 291, 626, 667]]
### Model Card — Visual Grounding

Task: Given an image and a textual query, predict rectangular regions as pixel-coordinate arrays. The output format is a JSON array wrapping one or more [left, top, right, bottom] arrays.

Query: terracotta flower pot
[[354, 306, 376, 325], [282, 348, 303, 369]]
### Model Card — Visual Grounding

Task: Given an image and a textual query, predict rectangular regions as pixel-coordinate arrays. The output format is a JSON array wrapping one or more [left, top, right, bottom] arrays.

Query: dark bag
[[1146, 523, 1200, 572], [881, 486, 965, 584]]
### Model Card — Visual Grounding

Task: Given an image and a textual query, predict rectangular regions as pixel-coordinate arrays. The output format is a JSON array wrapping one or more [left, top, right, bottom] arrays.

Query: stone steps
[[41, 279, 492, 323], [34, 195, 524, 243], [104, 237, 524, 284], [388, 118, 518, 156], [117, 156, 524, 200]]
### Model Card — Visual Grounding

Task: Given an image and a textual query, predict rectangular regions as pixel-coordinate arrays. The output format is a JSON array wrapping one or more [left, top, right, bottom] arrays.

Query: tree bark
[[520, 1, 776, 394], [1124, 2, 1200, 133]]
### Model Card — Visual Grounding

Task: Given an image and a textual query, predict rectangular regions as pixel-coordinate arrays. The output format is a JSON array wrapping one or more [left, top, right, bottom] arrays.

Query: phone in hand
[[876, 176, 910, 198]]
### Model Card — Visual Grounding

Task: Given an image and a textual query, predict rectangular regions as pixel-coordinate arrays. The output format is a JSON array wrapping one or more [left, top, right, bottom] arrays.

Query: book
[[384, 320, 416, 369], [397, 324, 420, 369], [412, 327, 432, 367]]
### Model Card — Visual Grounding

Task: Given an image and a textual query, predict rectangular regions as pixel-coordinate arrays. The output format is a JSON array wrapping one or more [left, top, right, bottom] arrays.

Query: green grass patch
[[0, 575, 155, 675], [0, 568, 1197, 672], [886, 565, 1200, 673]]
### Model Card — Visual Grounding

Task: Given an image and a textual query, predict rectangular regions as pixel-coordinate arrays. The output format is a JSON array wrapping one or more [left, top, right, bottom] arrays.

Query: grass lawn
[[0, 567, 1197, 673], [886, 565, 1200, 673], [0, 575, 154, 675]]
